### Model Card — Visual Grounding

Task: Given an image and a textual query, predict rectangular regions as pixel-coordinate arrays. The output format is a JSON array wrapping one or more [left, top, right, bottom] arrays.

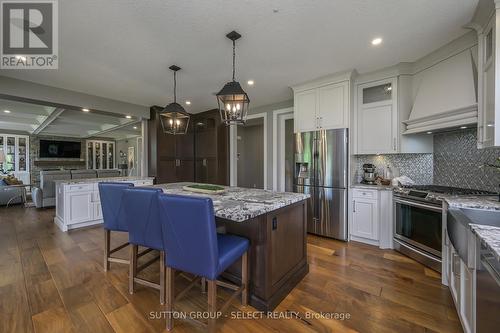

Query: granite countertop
[[55, 176, 155, 185], [442, 195, 500, 211], [153, 182, 310, 223], [351, 184, 394, 191], [469, 224, 500, 262]]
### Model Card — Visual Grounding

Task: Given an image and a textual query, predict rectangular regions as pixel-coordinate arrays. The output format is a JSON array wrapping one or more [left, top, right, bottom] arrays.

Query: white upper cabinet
[[356, 78, 398, 154], [295, 89, 318, 132], [292, 71, 354, 133], [318, 82, 349, 130], [477, 10, 499, 147]]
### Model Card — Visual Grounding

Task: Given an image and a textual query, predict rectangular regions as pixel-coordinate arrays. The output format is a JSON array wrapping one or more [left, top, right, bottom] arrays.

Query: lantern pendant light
[[158, 65, 190, 135], [216, 31, 250, 125]]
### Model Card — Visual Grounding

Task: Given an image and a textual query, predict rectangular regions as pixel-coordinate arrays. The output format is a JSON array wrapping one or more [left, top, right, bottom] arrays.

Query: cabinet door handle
[[352, 200, 356, 213], [393, 138, 397, 151]]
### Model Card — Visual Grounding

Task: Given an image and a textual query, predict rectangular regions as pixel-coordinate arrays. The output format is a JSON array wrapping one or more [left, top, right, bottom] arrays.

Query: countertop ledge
[[469, 224, 500, 262], [55, 176, 155, 185], [152, 183, 310, 223], [350, 184, 394, 191], [443, 195, 500, 211]]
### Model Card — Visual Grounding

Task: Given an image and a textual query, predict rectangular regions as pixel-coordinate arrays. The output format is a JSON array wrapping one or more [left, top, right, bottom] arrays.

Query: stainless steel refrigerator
[[294, 129, 348, 240]]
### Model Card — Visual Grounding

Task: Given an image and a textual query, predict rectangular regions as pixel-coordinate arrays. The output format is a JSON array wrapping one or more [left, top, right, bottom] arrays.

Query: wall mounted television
[[39, 140, 81, 158]]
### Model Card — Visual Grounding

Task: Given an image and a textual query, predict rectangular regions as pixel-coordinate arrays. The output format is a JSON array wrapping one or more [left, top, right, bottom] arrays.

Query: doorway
[[273, 108, 294, 192], [237, 117, 264, 188], [230, 112, 268, 189]]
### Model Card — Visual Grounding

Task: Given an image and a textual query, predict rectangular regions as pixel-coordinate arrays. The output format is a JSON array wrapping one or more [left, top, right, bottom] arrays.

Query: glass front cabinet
[[86, 140, 115, 170], [0, 134, 29, 172], [0, 134, 30, 183]]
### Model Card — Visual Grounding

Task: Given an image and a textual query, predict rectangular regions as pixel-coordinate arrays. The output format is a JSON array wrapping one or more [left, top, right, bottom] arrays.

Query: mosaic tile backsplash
[[434, 128, 500, 193], [354, 154, 433, 185]]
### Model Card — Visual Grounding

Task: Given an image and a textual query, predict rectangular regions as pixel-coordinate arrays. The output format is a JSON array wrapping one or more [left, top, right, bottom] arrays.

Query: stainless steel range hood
[[403, 49, 478, 134]]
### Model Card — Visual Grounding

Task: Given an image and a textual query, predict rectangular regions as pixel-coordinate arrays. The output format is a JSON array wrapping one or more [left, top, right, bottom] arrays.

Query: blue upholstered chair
[[121, 187, 166, 304], [98, 182, 134, 271], [158, 193, 249, 332]]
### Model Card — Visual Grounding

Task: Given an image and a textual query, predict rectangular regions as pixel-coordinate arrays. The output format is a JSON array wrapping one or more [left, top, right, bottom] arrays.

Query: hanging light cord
[[232, 39, 236, 82], [173, 70, 177, 103]]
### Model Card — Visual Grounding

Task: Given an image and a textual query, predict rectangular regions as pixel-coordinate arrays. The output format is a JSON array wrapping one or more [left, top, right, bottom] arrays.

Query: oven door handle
[[394, 198, 442, 212]]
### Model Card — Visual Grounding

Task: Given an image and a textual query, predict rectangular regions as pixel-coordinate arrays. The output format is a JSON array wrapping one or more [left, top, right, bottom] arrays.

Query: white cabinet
[[318, 82, 349, 130], [292, 71, 354, 133], [355, 78, 398, 154], [54, 177, 154, 232], [68, 191, 93, 224], [477, 10, 500, 147], [295, 89, 318, 132], [0, 134, 29, 175], [86, 140, 116, 170], [446, 230, 476, 333], [351, 197, 379, 241], [349, 188, 393, 248]]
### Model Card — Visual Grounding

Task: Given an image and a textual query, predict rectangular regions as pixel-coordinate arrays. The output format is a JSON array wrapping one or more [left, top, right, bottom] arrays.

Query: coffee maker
[[362, 163, 377, 184]]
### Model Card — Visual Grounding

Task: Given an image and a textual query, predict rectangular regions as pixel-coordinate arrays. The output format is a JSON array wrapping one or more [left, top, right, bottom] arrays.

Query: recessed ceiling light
[[487, 123, 494, 127], [247, 80, 254, 86], [426, 131, 433, 134], [371, 38, 383, 46], [460, 126, 467, 129], [4, 110, 11, 113], [82, 108, 90, 112], [185, 101, 191, 105], [133, 126, 138, 130], [125, 115, 132, 119]]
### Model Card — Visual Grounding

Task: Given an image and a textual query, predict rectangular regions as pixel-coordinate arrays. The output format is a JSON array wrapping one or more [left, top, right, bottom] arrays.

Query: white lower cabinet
[[351, 198, 378, 241], [446, 233, 476, 333], [55, 178, 154, 232], [68, 192, 93, 224], [349, 188, 393, 248]]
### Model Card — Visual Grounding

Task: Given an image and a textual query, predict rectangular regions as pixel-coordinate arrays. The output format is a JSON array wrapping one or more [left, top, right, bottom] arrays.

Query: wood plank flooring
[[0, 206, 463, 333]]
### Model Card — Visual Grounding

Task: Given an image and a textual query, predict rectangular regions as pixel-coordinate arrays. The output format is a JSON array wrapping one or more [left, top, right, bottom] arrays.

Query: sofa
[[0, 178, 24, 206], [32, 169, 121, 208]]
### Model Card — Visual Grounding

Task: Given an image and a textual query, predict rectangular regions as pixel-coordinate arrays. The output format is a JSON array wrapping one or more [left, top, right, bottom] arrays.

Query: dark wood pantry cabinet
[[148, 107, 229, 185]]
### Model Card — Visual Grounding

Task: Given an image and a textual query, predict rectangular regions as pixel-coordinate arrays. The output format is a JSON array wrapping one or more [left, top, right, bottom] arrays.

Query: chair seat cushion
[[216, 234, 249, 276]]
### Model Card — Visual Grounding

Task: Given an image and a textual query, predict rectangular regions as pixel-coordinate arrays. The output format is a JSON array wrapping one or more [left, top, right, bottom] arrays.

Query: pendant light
[[216, 31, 250, 125], [158, 65, 190, 135]]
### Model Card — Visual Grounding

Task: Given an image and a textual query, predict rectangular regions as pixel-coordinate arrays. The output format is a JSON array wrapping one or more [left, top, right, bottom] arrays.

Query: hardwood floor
[[0, 206, 462, 333]]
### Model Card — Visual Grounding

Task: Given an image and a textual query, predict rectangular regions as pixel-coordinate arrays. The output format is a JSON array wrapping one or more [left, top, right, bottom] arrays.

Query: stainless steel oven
[[393, 195, 442, 272]]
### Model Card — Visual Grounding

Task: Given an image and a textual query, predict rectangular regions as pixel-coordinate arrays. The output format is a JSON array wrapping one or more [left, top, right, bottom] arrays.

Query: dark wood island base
[[217, 199, 309, 311]]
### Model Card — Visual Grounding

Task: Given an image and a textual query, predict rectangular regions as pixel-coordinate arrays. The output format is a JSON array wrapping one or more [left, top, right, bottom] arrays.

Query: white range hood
[[403, 50, 478, 134]]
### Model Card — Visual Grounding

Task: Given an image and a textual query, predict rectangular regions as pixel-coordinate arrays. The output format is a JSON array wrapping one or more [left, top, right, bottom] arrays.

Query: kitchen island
[[54, 176, 154, 232], [154, 183, 310, 311]]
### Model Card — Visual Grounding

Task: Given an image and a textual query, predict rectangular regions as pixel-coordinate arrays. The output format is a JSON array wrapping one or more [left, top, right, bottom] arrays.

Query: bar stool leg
[[207, 280, 217, 333], [160, 251, 165, 305], [104, 229, 110, 272], [129, 244, 138, 294], [166, 266, 175, 331], [201, 277, 206, 293], [241, 251, 248, 306]]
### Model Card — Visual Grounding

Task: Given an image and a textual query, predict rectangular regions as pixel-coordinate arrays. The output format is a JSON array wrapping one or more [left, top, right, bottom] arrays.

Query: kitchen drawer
[[352, 189, 377, 199], [67, 184, 93, 192]]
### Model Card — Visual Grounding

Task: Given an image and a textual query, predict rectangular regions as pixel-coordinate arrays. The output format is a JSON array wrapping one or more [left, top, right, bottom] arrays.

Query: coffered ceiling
[[0, 98, 139, 139], [0, 0, 478, 112]]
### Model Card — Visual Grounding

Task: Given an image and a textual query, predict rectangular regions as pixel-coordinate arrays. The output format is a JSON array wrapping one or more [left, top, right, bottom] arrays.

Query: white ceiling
[[0, 0, 478, 112], [0, 98, 137, 138]]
